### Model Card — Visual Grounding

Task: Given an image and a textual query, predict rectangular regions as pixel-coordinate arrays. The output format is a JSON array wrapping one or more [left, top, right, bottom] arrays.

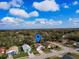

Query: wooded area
[[0, 29, 79, 49]]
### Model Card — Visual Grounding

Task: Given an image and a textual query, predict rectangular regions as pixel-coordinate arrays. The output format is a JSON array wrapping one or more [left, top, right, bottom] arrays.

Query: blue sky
[[0, 0, 79, 30]]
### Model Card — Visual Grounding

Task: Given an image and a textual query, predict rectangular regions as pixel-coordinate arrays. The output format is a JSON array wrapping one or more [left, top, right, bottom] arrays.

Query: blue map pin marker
[[35, 34, 41, 43]]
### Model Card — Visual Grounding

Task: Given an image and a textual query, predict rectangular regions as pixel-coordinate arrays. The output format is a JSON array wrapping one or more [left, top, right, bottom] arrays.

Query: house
[[6, 46, 19, 55], [0, 48, 5, 54]]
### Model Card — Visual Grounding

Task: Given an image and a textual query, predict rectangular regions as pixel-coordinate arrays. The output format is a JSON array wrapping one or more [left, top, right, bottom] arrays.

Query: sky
[[0, 0, 79, 30]]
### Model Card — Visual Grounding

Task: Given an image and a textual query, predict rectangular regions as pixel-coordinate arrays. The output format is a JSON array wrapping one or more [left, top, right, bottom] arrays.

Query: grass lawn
[[13, 52, 28, 59], [0, 53, 7, 59]]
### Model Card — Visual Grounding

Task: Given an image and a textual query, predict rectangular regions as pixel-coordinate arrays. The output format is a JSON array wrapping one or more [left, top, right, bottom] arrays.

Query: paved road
[[17, 42, 79, 59], [52, 42, 79, 54]]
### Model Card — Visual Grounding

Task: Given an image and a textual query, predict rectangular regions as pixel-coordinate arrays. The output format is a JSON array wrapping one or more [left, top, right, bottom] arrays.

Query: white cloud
[[0, 2, 10, 10], [73, 1, 78, 5], [1, 17, 25, 26], [64, 5, 69, 8], [9, 8, 39, 18], [29, 11, 39, 17], [69, 18, 79, 26], [35, 18, 62, 25], [47, 20, 62, 24], [69, 18, 72, 21], [0, 0, 23, 10], [62, 3, 69, 9], [76, 9, 79, 13], [9, 0, 23, 7], [26, 21, 35, 25], [33, 0, 59, 11], [35, 18, 47, 24], [0, 17, 63, 28], [25, 18, 62, 25], [9, 8, 29, 18], [1, 17, 16, 23]]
